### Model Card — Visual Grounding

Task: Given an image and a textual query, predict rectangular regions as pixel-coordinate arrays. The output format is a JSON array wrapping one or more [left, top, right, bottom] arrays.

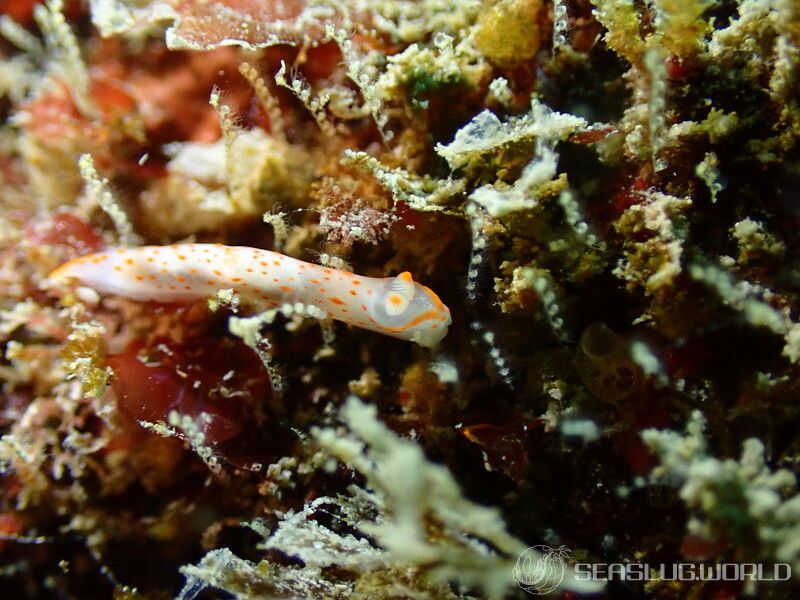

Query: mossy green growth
[[711, 480, 760, 545], [405, 65, 465, 108]]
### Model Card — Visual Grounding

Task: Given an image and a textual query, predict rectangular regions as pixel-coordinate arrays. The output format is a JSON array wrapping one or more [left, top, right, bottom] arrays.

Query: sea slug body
[[49, 244, 452, 347]]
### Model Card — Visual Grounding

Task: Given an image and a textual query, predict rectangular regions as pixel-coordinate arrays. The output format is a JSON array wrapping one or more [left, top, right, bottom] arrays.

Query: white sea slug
[[49, 244, 452, 347]]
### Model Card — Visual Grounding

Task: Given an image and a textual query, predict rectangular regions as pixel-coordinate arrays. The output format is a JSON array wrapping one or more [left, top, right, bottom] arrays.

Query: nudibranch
[[49, 244, 452, 347]]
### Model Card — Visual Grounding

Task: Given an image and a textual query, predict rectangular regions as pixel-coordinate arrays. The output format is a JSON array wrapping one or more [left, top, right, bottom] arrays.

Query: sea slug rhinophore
[[49, 244, 452, 347]]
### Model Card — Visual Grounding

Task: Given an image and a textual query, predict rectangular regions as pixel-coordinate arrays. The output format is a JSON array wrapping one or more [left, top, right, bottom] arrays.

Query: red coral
[[570, 126, 616, 145], [459, 422, 542, 482], [169, 0, 312, 50], [607, 172, 651, 217], [123, 46, 251, 144], [680, 534, 727, 561], [0, 0, 81, 26], [0, 512, 23, 553], [22, 75, 137, 144], [107, 335, 269, 445], [19, 75, 144, 178], [25, 212, 105, 255], [21, 81, 87, 146], [667, 55, 692, 81], [612, 430, 659, 476], [0, 1, 40, 25]]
